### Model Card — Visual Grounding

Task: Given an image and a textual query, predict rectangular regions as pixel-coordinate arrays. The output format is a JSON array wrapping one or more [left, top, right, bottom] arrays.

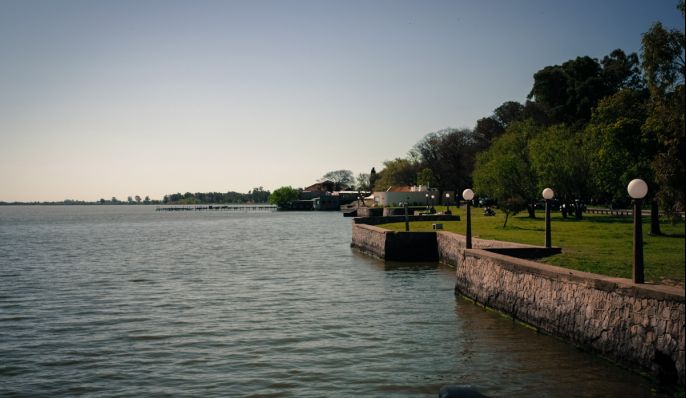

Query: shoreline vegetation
[[0, 187, 272, 206], [378, 206, 685, 286]]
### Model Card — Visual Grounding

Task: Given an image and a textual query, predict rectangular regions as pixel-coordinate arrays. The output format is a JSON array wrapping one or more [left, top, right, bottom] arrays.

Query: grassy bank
[[377, 206, 685, 286]]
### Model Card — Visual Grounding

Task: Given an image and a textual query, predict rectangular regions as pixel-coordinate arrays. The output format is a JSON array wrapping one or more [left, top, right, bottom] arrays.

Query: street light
[[430, 194, 435, 213], [404, 196, 410, 232], [425, 193, 429, 209], [628, 179, 648, 284], [542, 188, 554, 248], [445, 192, 451, 214], [463, 189, 475, 249]]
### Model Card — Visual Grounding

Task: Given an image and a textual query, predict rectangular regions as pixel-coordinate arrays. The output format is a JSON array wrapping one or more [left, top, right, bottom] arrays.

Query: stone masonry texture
[[351, 222, 685, 385]]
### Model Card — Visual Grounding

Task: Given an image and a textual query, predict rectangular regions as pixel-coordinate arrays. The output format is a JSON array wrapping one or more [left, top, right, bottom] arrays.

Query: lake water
[[0, 206, 671, 397]]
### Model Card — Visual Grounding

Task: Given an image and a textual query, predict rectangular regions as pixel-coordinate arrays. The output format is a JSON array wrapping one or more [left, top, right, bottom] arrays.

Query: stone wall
[[350, 223, 388, 259], [456, 248, 685, 385], [350, 223, 438, 261], [353, 215, 460, 226], [436, 230, 684, 385], [351, 224, 685, 384], [436, 230, 541, 266]]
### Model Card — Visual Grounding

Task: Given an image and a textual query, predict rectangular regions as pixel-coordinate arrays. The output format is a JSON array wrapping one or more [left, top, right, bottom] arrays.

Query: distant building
[[299, 181, 360, 210], [370, 186, 433, 207], [303, 180, 334, 192]]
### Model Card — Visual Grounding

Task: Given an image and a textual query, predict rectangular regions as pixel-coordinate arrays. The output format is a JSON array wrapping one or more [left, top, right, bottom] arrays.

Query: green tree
[[473, 121, 539, 226], [321, 169, 354, 191], [473, 116, 505, 151], [528, 50, 642, 126], [416, 168, 435, 188], [369, 167, 378, 190], [355, 173, 370, 191], [372, 158, 420, 191], [411, 128, 475, 202], [584, 89, 654, 206], [641, 4, 685, 218], [268, 186, 299, 209], [530, 124, 590, 218]]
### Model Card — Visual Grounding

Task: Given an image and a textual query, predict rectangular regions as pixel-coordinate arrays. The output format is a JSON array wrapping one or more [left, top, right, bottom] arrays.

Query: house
[[370, 185, 434, 207]]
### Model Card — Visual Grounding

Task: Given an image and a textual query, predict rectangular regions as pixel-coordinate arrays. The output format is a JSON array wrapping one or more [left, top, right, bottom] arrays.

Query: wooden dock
[[156, 205, 277, 212]]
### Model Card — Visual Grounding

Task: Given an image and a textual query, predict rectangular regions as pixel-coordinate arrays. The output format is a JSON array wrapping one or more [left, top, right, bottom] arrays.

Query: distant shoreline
[[0, 201, 270, 206]]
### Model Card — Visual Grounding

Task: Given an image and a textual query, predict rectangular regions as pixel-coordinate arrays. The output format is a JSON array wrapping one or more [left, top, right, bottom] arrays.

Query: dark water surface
[[0, 206, 669, 397]]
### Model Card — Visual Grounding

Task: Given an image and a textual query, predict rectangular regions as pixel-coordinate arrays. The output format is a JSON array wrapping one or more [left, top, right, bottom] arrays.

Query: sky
[[0, 0, 683, 202]]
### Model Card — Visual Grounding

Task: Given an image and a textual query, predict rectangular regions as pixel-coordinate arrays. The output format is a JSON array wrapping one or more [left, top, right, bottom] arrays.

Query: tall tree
[[473, 101, 526, 151], [493, 101, 526, 127], [584, 89, 654, 206], [641, 4, 686, 218], [268, 186, 299, 209], [355, 173, 371, 191], [473, 117, 505, 150], [473, 121, 540, 225], [530, 124, 590, 218], [321, 169, 354, 191], [372, 158, 420, 191], [369, 167, 378, 191], [412, 128, 475, 201], [528, 50, 642, 127]]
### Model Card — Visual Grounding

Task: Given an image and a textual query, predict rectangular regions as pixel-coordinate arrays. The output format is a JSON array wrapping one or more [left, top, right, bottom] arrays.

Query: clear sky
[[1, 0, 683, 201]]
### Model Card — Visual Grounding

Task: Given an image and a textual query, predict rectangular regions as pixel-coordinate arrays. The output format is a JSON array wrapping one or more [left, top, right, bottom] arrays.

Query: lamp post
[[425, 193, 429, 209], [445, 192, 451, 215], [542, 188, 554, 248], [628, 179, 648, 284], [463, 189, 474, 249], [430, 194, 435, 213], [404, 197, 410, 232]]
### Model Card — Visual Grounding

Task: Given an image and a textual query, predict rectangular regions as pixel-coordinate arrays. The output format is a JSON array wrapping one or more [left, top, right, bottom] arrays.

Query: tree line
[[369, 2, 684, 228], [163, 187, 271, 205]]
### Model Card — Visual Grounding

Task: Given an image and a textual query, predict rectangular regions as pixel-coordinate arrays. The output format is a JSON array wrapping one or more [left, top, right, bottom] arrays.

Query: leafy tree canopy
[[321, 169, 354, 191], [268, 186, 299, 208], [372, 158, 420, 191], [473, 121, 540, 225]]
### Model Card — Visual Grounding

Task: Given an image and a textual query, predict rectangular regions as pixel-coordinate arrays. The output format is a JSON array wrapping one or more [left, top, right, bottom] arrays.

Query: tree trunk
[[527, 200, 536, 218], [650, 200, 662, 235], [574, 200, 583, 220], [503, 211, 510, 228]]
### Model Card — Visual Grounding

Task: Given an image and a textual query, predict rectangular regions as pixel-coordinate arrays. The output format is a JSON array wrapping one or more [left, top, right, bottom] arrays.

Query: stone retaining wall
[[351, 221, 685, 384], [457, 248, 685, 385], [350, 223, 438, 261], [353, 215, 460, 226]]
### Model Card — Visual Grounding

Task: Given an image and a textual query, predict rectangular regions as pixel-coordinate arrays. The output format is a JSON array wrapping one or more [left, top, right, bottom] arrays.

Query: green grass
[[378, 206, 685, 285]]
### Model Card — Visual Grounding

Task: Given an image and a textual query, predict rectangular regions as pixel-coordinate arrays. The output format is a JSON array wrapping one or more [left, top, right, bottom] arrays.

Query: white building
[[369, 185, 434, 207]]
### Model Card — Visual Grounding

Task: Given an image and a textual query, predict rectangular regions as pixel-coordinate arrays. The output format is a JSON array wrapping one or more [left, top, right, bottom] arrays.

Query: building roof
[[385, 186, 413, 192], [303, 180, 334, 192]]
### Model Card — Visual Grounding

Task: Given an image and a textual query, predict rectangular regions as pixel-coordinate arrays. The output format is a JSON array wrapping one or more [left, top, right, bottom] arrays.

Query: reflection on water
[[0, 206, 673, 397]]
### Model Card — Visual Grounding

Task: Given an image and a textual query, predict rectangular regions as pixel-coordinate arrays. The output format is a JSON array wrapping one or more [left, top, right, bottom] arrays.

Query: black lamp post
[[445, 192, 451, 215], [542, 188, 554, 248], [425, 193, 429, 209], [463, 189, 474, 249], [404, 197, 410, 232], [430, 194, 435, 213], [628, 179, 648, 284]]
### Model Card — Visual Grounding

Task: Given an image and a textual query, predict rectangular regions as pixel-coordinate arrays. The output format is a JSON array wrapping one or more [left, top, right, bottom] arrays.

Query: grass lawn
[[378, 206, 685, 286]]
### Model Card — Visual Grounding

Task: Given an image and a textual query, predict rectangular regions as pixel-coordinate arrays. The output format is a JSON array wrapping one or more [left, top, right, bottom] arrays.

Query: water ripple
[[0, 206, 674, 397]]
